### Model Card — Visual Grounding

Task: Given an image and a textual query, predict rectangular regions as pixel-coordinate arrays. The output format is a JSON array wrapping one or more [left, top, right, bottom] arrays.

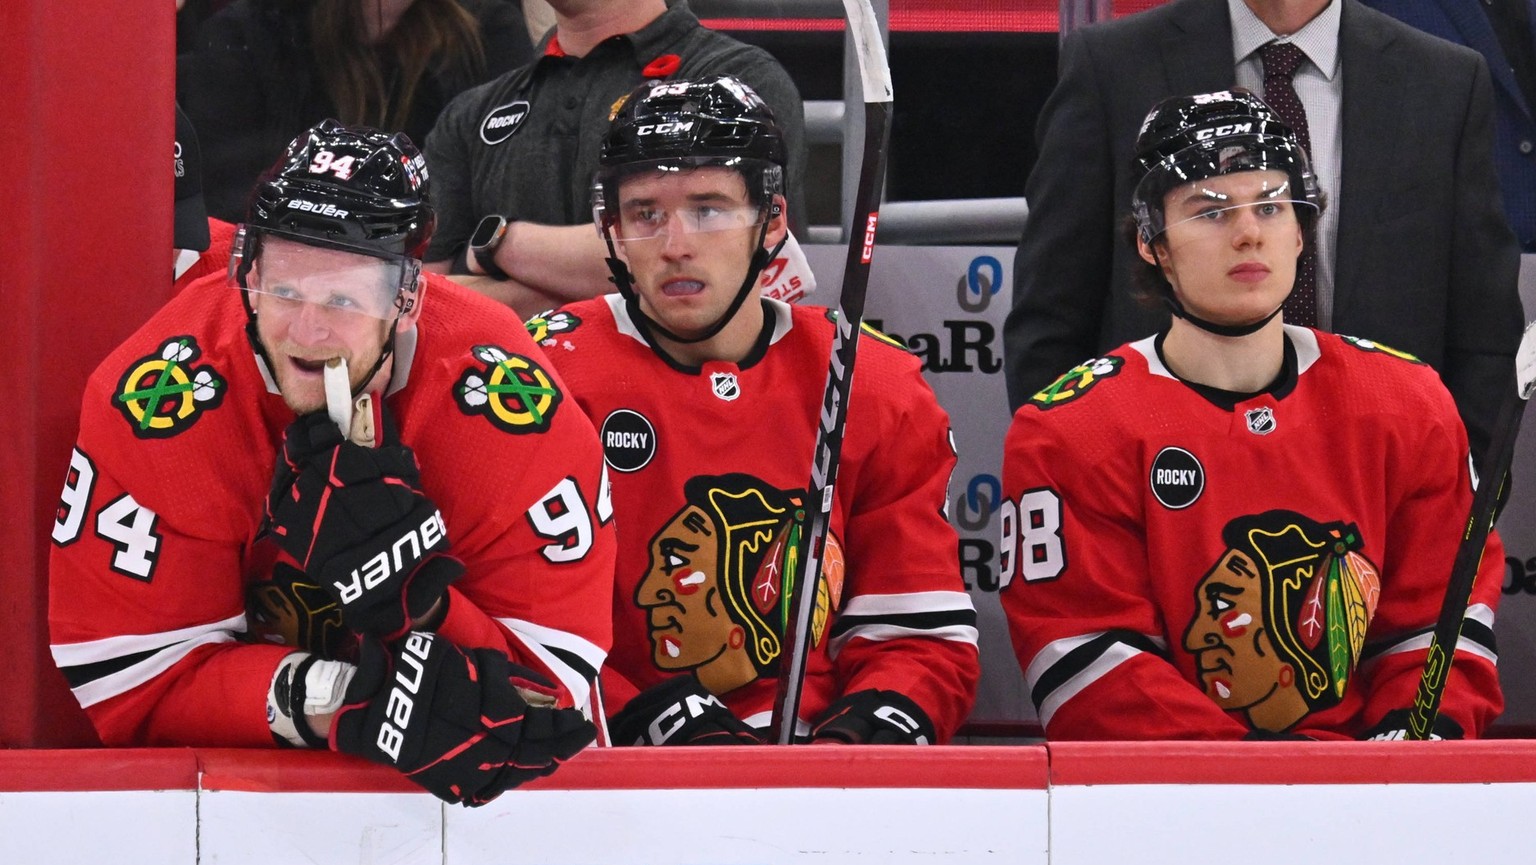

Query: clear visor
[[1133, 138, 1316, 241], [592, 157, 777, 244], [1156, 175, 1310, 241], [231, 233, 410, 321], [610, 201, 766, 243]]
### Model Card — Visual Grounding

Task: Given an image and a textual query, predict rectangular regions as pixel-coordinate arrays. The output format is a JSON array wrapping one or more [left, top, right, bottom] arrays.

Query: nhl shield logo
[[710, 372, 740, 402], [1245, 406, 1276, 435]]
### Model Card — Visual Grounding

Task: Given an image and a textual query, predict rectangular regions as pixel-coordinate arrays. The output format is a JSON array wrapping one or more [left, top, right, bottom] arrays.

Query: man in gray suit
[[1004, 0, 1521, 467]]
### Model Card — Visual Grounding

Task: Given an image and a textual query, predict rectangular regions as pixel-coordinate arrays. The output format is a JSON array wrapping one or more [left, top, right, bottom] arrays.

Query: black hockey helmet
[[1130, 89, 1319, 243], [593, 75, 786, 229], [230, 120, 434, 300], [592, 76, 789, 347], [231, 121, 433, 395]]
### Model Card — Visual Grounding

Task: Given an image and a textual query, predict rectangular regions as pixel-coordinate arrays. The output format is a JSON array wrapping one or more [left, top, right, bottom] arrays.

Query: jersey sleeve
[[1345, 390, 1504, 738], [827, 351, 980, 741], [1000, 407, 1250, 741], [410, 341, 616, 713], [48, 441, 290, 747]]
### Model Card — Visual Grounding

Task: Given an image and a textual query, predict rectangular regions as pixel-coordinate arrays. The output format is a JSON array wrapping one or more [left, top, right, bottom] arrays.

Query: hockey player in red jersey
[[50, 120, 613, 804], [527, 76, 979, 745], [1001, 90, 1505, 741]]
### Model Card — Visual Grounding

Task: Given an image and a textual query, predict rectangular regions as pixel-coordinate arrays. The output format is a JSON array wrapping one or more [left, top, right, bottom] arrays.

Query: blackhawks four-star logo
[[113, 336, 225, 438], [455, 344, 562, 433]]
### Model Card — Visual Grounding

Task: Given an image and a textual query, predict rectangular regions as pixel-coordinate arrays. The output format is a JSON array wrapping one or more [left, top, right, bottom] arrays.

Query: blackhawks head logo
[[1183, 510, 1381, 733], [114, 336, 225, 438], [524, 310, 581, 344], [455, 344, 562, 433], [637, 473, 844, 697], [1029, 356, 1122, 409]]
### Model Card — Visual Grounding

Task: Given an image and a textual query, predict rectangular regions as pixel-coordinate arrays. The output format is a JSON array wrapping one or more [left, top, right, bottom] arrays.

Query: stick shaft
[[770, 0, 892, 744], [1406, 383, 1524, 738]]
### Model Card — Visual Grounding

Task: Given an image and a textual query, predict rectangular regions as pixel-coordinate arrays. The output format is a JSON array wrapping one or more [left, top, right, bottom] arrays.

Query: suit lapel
[[1159, 0, 1239, 95], [1335, 1, 1403, 315]]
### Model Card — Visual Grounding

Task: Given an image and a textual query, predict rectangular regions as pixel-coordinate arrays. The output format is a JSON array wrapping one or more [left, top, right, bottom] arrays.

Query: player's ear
[[1136, 233, 1160, 268], [763, 194, 788, 250], [397, 272, 426, 333]]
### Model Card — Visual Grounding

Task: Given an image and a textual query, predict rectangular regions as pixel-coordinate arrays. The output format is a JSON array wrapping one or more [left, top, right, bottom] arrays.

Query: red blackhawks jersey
[[531, 295, 979, 740], [1001, 326, 1504, 740], [49, 272, 615, 747]]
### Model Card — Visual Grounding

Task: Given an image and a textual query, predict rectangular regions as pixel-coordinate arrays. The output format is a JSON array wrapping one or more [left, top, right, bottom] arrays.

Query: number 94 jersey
[[49, 274, 614, 746], [999, 327, 1504, 741]]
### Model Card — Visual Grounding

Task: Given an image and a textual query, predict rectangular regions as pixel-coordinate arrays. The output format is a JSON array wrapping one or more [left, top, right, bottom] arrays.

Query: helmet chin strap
[[1150, 243, 1285, 338], [1162, 295, 1283, 337], [603, 216, 784, 347]]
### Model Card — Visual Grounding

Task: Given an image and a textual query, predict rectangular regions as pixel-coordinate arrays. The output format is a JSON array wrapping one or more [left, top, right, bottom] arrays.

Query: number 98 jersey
[[1000, 327, 1504, 741]]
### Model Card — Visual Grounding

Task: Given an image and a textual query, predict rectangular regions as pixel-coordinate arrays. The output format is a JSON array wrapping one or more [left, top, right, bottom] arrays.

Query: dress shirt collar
[[1228, 0, 1342, 81]]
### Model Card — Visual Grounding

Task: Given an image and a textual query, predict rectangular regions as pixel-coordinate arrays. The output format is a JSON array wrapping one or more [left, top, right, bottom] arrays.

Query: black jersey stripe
[[1362, 618, 1499, 664], [58, 646, 166, 689], [1030, 630, 1165, 713], [546, 644, 598, 685], [828, 607, 979, 641]]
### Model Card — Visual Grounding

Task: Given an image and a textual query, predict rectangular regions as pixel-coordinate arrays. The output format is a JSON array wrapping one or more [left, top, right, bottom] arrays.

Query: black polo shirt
[[423, 1, 806, 262]]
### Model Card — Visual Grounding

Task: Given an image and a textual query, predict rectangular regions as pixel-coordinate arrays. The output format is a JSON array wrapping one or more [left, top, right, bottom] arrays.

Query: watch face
[[470, 216, 505, 249]]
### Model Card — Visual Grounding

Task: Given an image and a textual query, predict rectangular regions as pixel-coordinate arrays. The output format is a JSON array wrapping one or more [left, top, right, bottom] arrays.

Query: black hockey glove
[[1359, 709, 1464, 741], [810, 689, 936, 745], [332, 633, 596, 806], [609, 676, 764, 746], [266, 410, 461, 640]]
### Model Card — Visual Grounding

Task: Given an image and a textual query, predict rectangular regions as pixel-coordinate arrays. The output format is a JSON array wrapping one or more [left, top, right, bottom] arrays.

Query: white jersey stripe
[[498, 617, 608, 712], [49, 613, 248, 668], [52, 614, 247, 708], [828, 623, 980, 658], [838, 590, 976, 617], [1037, 642, 1147, 729]]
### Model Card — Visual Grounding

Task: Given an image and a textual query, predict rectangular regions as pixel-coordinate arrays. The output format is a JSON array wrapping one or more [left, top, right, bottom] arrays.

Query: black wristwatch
[[468, 214, 509, 278]]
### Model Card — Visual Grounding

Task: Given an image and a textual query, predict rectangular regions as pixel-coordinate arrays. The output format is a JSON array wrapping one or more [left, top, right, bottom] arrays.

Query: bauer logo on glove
[[332, 508, 448, 605]]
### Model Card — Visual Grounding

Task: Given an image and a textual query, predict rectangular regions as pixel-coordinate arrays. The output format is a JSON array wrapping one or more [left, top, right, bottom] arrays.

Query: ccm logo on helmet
[[332, 509, 448, 604], [636, 121, 695, 136], [287, 199, 351, 218], [376, 631, 434, 761], [1194, 122, 1254, 140]]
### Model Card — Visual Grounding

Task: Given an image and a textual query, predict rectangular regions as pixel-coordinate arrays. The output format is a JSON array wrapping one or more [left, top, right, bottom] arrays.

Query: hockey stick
[[1406, 320, 1536, 739], [770, 0, 893, 745]]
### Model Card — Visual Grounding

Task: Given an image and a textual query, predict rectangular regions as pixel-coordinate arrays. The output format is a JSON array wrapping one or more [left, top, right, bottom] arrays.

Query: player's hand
[[331, 633, 596, 806], [810, 689, 936, 745], [1358, 709, 1464, 741], [266, 410, 462, 639], [609, 676, 763, 745]]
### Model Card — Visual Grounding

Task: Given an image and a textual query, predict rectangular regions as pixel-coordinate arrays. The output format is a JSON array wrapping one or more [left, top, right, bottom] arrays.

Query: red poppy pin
[[641, 54, 681, 78]]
